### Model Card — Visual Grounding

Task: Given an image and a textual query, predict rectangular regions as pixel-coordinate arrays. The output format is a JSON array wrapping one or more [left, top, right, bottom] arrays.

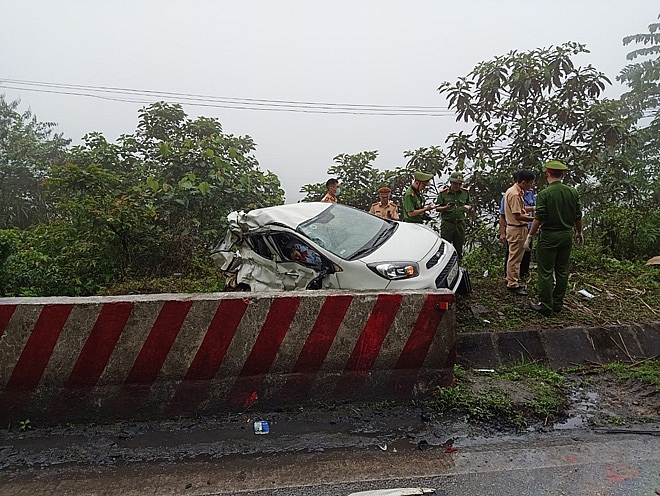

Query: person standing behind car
[[436, 171, 472, 261], [499, 171, 536, 278], [370, 186, 400, 220], [504, 170, 536, 296], [499, 171, 520, 275], [321, 178, 340, 202], [526, 160, 583, 317], [402, 171, 436, 223]]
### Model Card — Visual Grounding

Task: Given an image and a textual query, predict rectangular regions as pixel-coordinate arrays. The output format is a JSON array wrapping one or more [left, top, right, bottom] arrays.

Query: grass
[[458, 246, 660, 333], [601, 360, 660, 387], [428, 359, 659, 430], [100, 275, 225, 296], [427, 361, 567, 430]]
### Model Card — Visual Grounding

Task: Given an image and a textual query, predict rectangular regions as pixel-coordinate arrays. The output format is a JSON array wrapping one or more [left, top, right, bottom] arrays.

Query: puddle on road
[[553, 387, 600, 430]]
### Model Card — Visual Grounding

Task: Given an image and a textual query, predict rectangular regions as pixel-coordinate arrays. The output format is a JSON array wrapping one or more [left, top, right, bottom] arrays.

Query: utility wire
[[0, 78, 456, 116]]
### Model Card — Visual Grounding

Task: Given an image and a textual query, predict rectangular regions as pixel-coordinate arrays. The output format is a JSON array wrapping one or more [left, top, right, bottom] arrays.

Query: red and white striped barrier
[[0, 290, 455, 424]]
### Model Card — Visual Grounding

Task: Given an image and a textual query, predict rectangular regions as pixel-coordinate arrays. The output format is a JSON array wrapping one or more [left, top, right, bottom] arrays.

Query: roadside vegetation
[[425, 360, 660, 431], [0, 15, 658, 302], [457, 245, 660, 333]]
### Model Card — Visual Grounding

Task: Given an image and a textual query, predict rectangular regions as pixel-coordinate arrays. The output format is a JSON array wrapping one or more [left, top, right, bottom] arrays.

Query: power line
[[0, 78, 456, 116]]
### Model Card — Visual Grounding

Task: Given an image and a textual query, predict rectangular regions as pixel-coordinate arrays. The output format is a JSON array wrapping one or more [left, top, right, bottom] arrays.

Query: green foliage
[[431, 363, 566, 428], [0, 95, 70, 229], [431, 384, 526, 429], [435, 43, 647, 258], [618, 13, 660, 122], [0, 223, 120, 296], [587, 204, 660, 260], [48, 102, 285, 280], [300, 151, 385, 209], [603, 360, 660, 387], [497, 362, 565, 388], [438, 42, 619, 176]]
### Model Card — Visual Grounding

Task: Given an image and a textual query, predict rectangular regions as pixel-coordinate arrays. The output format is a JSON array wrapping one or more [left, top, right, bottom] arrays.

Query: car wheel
[[225, 282, 251, 292]]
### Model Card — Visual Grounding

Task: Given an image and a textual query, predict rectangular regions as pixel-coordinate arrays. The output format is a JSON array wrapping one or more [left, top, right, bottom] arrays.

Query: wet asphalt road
[[2, 408, 660, 496]]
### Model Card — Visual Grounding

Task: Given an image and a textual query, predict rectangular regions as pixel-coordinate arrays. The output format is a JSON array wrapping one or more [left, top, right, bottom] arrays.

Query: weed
[[18, 418, 31, 431], [602, 415, 627, 426], [603, 360, 660, 387], [430, 384, 526, 430], [456, 251, 659, 333], [527, 386, 565, 420], [498, 361, 565, 388], [371, 400, 397, 411], [348, 407, 362, 417]]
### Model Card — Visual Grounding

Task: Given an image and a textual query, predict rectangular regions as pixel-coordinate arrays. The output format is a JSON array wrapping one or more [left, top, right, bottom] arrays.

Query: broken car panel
[[212, 202, 462, 292]]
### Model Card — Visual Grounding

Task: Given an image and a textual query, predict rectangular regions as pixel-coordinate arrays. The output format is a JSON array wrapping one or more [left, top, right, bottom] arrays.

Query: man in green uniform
[[437, 171, 472, 260], [402, 170, 436, 223], [525, 160, 583, 316]]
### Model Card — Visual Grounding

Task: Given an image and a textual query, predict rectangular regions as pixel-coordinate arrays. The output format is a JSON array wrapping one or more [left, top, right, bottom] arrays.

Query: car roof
[[236, 202, 334, 230]]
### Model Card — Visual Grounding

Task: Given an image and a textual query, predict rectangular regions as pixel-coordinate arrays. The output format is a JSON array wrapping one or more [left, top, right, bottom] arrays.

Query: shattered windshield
[[297, 204, 396, 260]]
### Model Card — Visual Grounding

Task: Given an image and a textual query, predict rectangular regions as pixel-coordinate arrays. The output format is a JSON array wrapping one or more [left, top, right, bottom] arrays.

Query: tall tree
[[596, 13, 660, 259], [438, 42, 622, 184], [49, 102, 285, 276], [436, 43, 634, 240], [0, 96, 69, 228], [618, 13, 660, 123], [300, 151, 384, 210]]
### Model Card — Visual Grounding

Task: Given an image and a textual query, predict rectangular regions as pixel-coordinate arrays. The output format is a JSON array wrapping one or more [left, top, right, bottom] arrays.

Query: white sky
[[1, 1, 657, 202]]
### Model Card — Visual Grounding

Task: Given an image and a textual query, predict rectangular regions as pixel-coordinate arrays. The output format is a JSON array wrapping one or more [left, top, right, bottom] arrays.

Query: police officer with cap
[[402, 170, 436, 223], [370, 186, 400, 220], [437, 171, 472, 260], [526, 160, 583, 316]]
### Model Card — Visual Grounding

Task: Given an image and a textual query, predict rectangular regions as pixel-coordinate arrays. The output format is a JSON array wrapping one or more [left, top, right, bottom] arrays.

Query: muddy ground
[[1, 369, 658, 478]]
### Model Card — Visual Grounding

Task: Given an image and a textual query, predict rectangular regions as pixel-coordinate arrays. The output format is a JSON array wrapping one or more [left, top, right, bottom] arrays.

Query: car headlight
[[367, 262, 419, 280]]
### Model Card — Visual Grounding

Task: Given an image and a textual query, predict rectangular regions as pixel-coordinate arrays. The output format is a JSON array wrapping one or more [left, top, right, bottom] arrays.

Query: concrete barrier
[[0, 290, 455, 425], [457, 321, 660, 369]]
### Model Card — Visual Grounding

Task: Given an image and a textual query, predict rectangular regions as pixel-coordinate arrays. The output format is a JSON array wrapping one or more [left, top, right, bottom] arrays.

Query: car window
[[246, 235, 275, 260], [297, 204, 396, 260]]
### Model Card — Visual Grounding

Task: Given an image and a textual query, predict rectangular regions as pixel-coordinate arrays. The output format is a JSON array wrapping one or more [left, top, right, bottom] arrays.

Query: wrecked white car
[[212, 202, 463, 292]]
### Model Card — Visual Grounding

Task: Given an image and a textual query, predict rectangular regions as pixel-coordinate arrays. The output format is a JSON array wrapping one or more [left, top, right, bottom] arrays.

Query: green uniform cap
[[449, 171, 464, 183], [544, 160, 568, 171], [414, 170, 434, 182]]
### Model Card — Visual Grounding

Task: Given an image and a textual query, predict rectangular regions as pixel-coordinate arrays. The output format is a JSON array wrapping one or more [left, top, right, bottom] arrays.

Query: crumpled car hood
[[212, 211, 320, 291], [358, 222, 440, 263]]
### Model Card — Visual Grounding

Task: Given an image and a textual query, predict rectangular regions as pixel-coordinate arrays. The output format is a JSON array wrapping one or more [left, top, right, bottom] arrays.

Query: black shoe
[[507, 286, 528, 296], [530, 302, 551, 317]]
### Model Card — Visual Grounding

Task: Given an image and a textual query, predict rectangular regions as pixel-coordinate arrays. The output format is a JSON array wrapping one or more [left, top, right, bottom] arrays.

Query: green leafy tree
[[0, 95, 69, 228], [400, 146, 450, 200], [300, 151, 386, 209], [618, 13, 660, 122], [587, 13, 660, 259], [438, 42, 622, 183], [49, 102, 285, 277], [437, 43, 640, 255]]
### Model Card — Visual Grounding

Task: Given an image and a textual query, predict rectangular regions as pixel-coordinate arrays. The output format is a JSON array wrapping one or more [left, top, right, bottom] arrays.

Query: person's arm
[[408, 204, 435, 217], [524, 218, 542, 250], [498, 214, 507, 244], [574, 218, 584, 246], [391, 205, 400, 221], [462, 191, 473, 211], [513, 211, 535, 223]]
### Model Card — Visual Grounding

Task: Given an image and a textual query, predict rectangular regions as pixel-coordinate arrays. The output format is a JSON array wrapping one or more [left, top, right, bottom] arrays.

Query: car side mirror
[[306, 270, 327, 290]]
